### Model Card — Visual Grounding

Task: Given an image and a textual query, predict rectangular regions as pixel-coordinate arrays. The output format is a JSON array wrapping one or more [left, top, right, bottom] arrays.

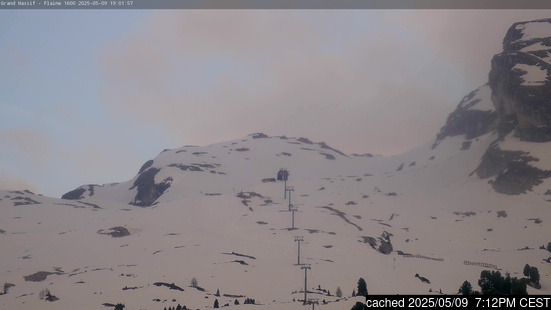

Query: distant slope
[[61, 135, 357, 207]]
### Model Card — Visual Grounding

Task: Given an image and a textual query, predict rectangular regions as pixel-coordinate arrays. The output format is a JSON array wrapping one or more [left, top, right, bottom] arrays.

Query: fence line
[[463, 260, 498, 269], [402, 254, 444, 262]]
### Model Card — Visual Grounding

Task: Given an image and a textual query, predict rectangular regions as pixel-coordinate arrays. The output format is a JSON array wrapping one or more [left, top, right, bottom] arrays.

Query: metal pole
[[302, 265, 311, 305], [288, 188, 291, 211], [290, 205, 297, 229], [284, 179, 287, 199], [304, 267, 307, 304], [298, 239, 300, 264], [285, 186, 294, 211], [294, 236, 303, 265], [292, 208, 295, 229]]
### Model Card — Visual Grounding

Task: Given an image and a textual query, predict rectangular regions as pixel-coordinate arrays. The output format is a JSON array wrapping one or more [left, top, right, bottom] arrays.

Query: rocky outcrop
[[129, 168, 172, 207], [437, 19, 551, 195], [436, 19, 551, 146], [250, 132, 268, 139], [61, 184, 99, 200], [61, 187, 86, 200], [434, 85, 499, 148], [360, 231, 393, 255], [138, 159, 154, 174], [318, 142, 349, 157], [489, 18, 551, 142], [476, 19, 551, 194], [97, 226, 131, 238], [24, 271, 60, 282], [475, 144, 551, 195]]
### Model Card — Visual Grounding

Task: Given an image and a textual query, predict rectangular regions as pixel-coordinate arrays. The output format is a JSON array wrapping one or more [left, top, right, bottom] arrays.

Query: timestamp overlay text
[[364, 296, 550, 308]]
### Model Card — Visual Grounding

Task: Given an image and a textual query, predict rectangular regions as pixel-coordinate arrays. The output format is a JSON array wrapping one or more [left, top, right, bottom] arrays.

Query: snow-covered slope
[[62, 134, 357, 206], [1, 128, 550, 310]]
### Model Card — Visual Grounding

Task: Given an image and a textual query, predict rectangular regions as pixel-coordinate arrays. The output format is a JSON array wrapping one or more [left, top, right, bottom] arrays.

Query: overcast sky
[[1, 9, 550, 197]]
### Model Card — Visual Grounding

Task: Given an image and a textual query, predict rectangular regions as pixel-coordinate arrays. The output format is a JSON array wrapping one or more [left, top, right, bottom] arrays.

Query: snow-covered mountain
[[2, 19, 551, 310]]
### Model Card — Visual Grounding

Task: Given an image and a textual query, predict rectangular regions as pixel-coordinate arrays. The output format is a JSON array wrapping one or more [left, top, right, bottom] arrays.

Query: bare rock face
[[475, 144, 551, 195], [129, 168, 172, 207], [476, 18, 551, 195], [61, 187, 86, 200], [138, 159, 154, 174], [489, 18, 551, 142], [439, 19, 551, 195], [97, 226, 131, 238], [434, 85, 499, 147], [360, 231, 393, 255], [61, 184, 99, 200]]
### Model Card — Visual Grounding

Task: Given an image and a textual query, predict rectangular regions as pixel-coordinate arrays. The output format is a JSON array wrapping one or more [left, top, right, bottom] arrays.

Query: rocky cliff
[[436, 18, 551, 195], [489, 18, 551, 141]]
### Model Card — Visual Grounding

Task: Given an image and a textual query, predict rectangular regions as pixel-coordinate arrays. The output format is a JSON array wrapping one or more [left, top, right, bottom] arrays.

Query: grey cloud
[[99, 10, 551, 156], [0, 172, 40, 193], [0, 128, 53, 169]]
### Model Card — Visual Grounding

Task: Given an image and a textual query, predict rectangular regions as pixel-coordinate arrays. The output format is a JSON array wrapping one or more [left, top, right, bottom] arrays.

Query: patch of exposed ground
[[360, 231, 393, 255], [24, 269, 63, 282], [317, 206, 362, 231], [97, 226, 130, 238], [222, 252, 256, 260], [231, 260, 249, 266], [153, 282, 184, 291], [12, 196, 41, 206]]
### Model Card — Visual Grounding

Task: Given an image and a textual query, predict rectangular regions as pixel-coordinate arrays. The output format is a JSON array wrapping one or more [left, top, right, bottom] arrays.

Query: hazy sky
[[1, 9, 550, 197]]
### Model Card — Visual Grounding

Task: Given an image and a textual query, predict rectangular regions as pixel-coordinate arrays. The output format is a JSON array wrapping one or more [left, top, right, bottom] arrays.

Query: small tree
[[547, 242, 551, 253], [244, 298, 255, 304], [475, 269, 527, 295], [529, 266, 540, 284], [511, 277, 527, 295], [215, 288, 220, 296], [357, 278, 368, 296], [191, 277, 198, 288], [458, 280, 473, 295], [213, 299, 219, 308], [478, 270, 499, 295], [523, 264, 530, 277], [351, 289, 356, 297], [234, 299, 240, 305], [336, 286, 342, 298], [114, 304, 125, 310], [503, 273, 512, 295]]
